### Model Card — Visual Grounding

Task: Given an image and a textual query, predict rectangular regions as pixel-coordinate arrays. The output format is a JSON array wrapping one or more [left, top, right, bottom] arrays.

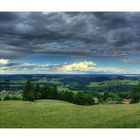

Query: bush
[[3, 94, 11, 100], [24, 92, 35, 101], [12, 94, 23, 100], [0, 93, 22, 101], [59, 90, 74, 102], [73, 92, 96, 105]]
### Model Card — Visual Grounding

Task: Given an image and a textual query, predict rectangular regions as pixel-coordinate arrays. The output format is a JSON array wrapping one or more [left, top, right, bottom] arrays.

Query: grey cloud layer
[[0, 12, 140, 60]]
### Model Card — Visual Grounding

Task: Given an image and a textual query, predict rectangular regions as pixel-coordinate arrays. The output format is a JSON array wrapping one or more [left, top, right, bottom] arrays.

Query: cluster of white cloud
[[58, 61, 96, 72], [0, 59, 12, 73], [0, 59, 9, 65], [0, 59, 123, 74], [58, 61, 123, 73]]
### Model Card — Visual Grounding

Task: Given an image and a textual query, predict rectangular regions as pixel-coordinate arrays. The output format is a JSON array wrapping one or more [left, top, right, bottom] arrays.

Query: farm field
[[0, 100, 140, 128], [0, 74, 140, 93]]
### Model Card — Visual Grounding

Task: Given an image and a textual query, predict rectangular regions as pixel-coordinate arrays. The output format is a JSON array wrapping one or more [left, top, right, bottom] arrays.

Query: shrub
[[0, 93, 23, 101], [12, 94, 23, 100], [59, 90, 74, 102], [3, 94, 11, 100], [73, 92, 96, 105]]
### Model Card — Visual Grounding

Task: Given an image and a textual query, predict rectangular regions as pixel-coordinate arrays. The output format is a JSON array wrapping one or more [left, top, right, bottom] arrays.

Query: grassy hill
[[0, 100, 140, 128]]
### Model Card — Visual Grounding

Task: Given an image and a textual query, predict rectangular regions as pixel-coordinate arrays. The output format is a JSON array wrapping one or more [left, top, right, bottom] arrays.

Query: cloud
[[58, 61, 96, 72], [0, 59, 9, 65], [0, 12, 140, 61], [0, 60, 124, 74], [58, 61, 123, 73]]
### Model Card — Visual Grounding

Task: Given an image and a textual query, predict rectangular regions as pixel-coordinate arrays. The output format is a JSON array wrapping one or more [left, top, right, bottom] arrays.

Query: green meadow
[[0, 100, 140, 128]]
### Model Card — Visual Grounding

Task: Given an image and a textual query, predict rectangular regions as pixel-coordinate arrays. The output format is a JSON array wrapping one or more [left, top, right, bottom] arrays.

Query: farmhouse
[[122, 99, 131, 104]]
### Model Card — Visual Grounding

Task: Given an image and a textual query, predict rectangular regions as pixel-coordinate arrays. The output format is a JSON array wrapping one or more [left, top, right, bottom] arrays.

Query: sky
[[0, 12, 140, 74]]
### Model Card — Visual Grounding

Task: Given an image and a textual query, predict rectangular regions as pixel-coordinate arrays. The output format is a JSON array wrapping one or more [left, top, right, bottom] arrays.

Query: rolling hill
[[0, 100, 140, 128]]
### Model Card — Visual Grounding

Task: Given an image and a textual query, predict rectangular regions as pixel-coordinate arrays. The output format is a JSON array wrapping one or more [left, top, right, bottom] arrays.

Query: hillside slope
[[0, 100, 140, 128]]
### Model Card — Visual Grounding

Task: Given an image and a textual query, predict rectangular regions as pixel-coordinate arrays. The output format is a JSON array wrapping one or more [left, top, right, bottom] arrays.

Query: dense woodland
[[22, 80, 97, 105]]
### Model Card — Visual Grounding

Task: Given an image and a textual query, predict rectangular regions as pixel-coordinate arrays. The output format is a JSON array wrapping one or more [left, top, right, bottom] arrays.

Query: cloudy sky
[[0, 12, 140, 74]]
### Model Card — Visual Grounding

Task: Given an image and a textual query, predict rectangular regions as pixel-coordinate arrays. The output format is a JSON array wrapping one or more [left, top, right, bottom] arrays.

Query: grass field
[[88, 79, 140, 88], [0, 100, 140, 128]]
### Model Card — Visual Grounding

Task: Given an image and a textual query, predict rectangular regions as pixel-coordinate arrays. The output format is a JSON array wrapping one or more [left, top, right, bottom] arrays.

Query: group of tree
[[22, 80, 140, 105], [23, 80, 57, 101], [129, 83, 140, 103], [23, 80, 99, 105]]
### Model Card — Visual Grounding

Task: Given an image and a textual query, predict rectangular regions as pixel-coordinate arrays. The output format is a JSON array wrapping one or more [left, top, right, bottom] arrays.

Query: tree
[[103, 92, 121, 102], [103, 92, 109, 101], [23, 80, 34, 101], [51, 85, 58, 99], [60, 90, 74, 102], [40, 85, 50, 99], [40, 85, 59, 99], [34, 83, 41, 99], [131, 83, 140, 103]]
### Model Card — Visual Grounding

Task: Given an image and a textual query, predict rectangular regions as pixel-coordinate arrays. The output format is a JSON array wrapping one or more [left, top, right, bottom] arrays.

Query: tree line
[[23, 80, 98, 105], [22, 80, 140, 105]]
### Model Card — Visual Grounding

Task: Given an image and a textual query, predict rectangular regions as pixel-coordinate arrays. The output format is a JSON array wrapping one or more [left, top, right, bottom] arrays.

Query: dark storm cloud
[[0, 12, 18, 22], [0, 12, 140, 61]]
